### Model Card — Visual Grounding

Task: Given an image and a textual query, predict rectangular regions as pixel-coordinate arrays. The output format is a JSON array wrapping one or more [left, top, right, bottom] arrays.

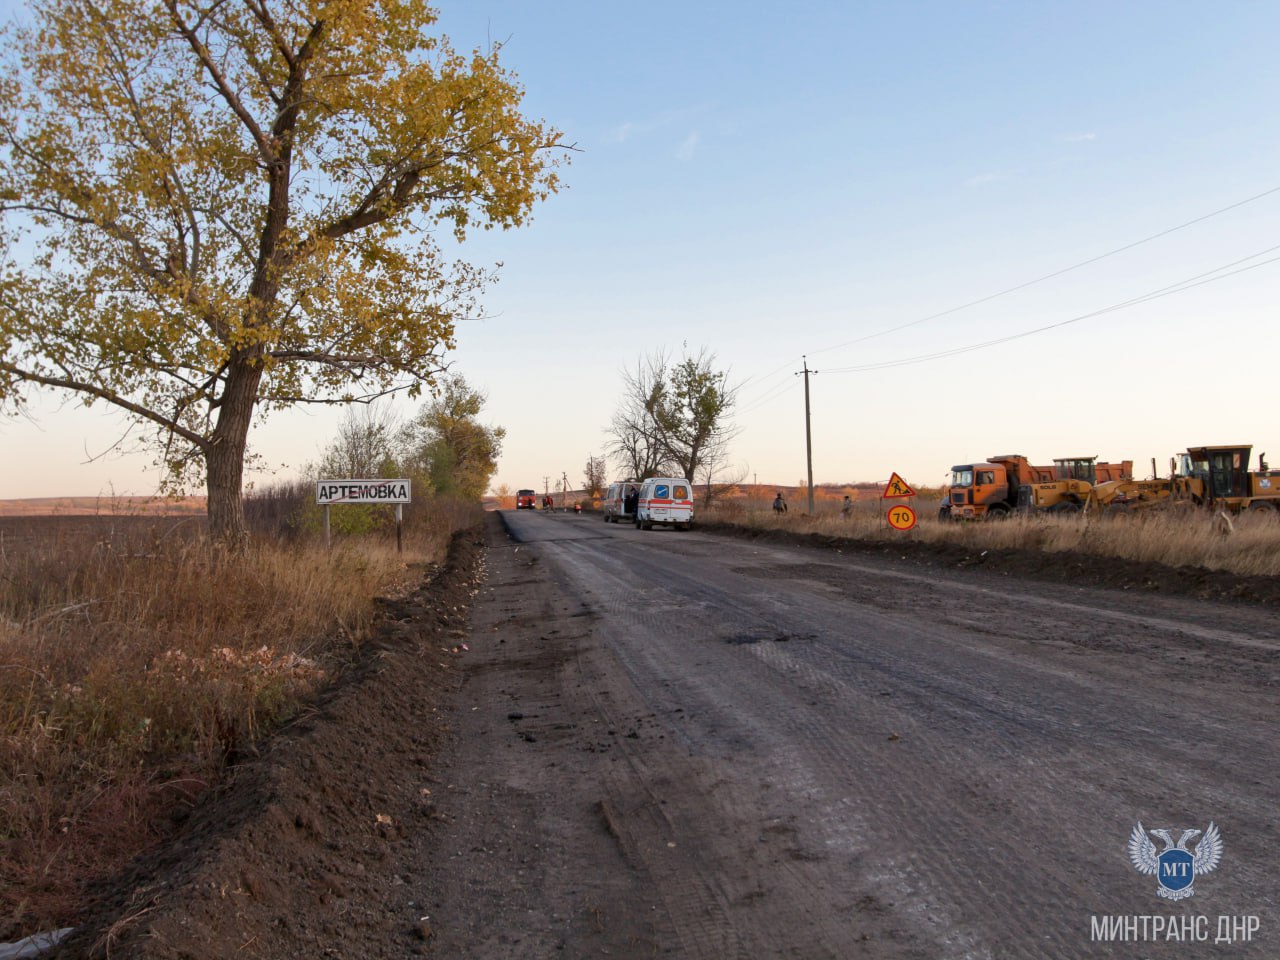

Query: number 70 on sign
[[887, 504, 917, 531]]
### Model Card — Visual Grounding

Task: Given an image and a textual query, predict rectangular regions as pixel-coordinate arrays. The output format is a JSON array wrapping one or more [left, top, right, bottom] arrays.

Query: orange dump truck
[[942, 455, 1133, 520]]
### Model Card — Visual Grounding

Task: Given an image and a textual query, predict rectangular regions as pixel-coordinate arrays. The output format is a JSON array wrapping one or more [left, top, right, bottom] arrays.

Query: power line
[[737, 376, 799, 415], [822, 243, 1280, 375], [807, 183, 1280, 357], [734, 184, 1280, 404]]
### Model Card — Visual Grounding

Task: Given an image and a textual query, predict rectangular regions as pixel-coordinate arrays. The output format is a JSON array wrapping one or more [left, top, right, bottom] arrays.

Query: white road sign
[[316, 479, 411, 505]]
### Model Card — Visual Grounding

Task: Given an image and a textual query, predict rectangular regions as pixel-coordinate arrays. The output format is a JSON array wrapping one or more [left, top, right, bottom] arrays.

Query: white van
[[602, 481, 640, 523], [635, 477, 694, 530]]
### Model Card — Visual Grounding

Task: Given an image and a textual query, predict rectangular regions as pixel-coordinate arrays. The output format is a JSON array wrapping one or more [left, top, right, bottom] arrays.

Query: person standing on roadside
[[773, 492, 787, 514], [841, 495, 853, 518]]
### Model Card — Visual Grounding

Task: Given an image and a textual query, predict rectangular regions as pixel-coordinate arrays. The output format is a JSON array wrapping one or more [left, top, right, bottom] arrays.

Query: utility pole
[[795, 356, 818, 515], [562, 472, 569, 512]]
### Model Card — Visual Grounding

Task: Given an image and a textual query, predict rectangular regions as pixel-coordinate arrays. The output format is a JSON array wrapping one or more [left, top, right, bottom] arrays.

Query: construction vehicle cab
[[946, 462, 1005, 519], [945, 455, 1051, 519], [1053, 457, 1133, 485], [1179, 445, 1280, 513]]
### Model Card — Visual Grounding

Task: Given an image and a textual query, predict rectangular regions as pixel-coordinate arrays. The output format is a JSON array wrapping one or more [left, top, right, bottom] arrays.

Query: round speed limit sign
[[886, 504, 917, 531]]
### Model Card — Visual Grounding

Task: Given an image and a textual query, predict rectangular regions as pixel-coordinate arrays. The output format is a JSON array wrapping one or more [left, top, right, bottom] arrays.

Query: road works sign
[[316, 479, 411, 504], [887, 504, 917, 531], [882, 472, 916, 499]]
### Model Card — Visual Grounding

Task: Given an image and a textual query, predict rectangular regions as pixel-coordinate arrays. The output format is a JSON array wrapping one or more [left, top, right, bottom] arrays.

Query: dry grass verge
[[0, 501, 480, 940], [706, 495, 1280, 578]]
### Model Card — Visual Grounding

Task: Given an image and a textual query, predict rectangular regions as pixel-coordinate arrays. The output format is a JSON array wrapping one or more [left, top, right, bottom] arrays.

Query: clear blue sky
[[2, 1, 1278, 499]]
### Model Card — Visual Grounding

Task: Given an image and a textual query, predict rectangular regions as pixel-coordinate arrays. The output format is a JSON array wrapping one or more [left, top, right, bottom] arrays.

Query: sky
[[2, 0, 1279, 499]]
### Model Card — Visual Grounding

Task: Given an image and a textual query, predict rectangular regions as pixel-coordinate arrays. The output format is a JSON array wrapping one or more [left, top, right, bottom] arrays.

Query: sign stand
[[881, 472, 918, 532], [316, 479, 413, 553]]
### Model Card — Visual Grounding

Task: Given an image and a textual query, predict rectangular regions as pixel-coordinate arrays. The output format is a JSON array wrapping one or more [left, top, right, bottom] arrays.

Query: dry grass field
[[0, 496, 206, 517], [0, 499, 480, 940], [706, 487, 1280, 578]]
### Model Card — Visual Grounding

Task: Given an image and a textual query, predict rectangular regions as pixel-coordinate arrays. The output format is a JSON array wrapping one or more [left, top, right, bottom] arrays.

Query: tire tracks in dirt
[[437, 511, 1279, 959]]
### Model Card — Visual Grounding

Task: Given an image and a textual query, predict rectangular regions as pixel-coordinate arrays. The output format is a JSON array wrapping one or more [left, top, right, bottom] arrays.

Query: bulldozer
[[1089, 445, 1279, 515], [941, 455, 1132, 519], [1179, 445, 1279, 513]]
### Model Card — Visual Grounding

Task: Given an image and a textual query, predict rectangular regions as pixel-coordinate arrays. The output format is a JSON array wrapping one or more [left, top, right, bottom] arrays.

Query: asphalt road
[[413, 509, 1279, 959]]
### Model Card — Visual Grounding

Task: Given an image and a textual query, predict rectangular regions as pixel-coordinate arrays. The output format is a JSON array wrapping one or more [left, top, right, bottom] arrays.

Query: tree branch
[[164, 0, 276, 163], [0, 359, 209, 449]]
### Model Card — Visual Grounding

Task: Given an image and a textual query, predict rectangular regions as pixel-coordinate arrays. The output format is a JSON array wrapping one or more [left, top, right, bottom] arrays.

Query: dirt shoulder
[[48, 531, 487, 960]]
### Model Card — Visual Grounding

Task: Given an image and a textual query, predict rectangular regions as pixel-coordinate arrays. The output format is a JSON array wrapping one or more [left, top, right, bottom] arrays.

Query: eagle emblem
[[1128, 822, 1222, 900]]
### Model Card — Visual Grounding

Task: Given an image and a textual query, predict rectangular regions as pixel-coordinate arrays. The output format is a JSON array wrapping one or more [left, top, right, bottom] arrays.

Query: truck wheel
[[987, 504, 1011, 520], [938, 505, 952, 521], [1248, 501, 1276, 515]]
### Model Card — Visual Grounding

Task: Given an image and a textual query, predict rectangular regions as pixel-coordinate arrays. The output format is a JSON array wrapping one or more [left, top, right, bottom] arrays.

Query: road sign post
[[316, 479, 412, 552], [881, 472, 917, 533]]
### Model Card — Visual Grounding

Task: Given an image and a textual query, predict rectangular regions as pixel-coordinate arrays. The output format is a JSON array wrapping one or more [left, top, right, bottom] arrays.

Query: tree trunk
[[203, 113, 291, 548], [205, 357, 265, 549]]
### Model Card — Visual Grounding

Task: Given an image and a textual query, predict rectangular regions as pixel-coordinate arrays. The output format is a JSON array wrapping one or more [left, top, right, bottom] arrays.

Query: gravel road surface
[[410, 510, 1278, 958]]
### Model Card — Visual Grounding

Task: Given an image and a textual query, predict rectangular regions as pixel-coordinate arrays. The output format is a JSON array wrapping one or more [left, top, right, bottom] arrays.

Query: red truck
[[516, 488, 537, 510]]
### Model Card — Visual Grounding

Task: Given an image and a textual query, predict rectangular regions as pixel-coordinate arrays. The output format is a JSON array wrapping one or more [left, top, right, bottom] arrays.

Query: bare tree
[[607, 354, 670, 481], [699, 451, 749, 509], [319, 404, 400, 479], [583, 455, 608, 498], [609, 349, 738, 483]]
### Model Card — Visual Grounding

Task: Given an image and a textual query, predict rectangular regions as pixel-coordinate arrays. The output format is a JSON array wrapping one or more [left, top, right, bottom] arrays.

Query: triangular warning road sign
[[882, 472, 916, 499]]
